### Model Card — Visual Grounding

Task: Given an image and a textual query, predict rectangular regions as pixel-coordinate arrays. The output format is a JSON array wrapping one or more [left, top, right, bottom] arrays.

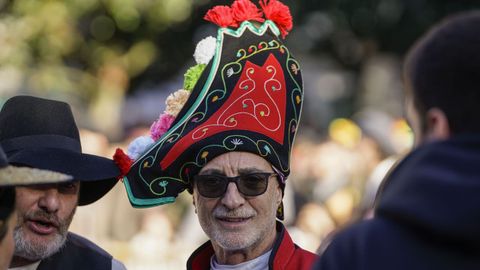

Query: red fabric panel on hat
[[161, 53, 286, 169]]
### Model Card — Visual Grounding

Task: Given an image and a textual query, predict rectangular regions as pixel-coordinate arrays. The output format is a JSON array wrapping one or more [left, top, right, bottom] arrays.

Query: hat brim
[[0, 165, 73, 186], [7, 148, 120, 205]]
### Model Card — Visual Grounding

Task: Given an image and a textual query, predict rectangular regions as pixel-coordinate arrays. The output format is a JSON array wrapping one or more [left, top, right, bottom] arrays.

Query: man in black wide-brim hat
[[0, 96, 126, 270], [0, 143, 72, 270]]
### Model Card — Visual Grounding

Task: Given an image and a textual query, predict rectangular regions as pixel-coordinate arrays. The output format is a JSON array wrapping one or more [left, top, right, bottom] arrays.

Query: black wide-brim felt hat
[[0, 144, 73, 186], [0, 95, 120, 205]]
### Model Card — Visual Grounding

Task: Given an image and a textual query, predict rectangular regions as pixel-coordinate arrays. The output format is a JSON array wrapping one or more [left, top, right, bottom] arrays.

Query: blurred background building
[[0, 0, 479, 268]]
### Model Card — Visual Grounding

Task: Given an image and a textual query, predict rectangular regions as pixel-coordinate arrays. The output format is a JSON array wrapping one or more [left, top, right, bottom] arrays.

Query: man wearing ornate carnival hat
[[116, 0, 318, 269], [0, 96, 126, 270]]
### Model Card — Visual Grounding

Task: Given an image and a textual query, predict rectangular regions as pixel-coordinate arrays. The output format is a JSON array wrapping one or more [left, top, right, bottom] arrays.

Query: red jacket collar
[[269, 222, 293, 269], [186, 239, 214, 270], [186, 222, 315, 270]]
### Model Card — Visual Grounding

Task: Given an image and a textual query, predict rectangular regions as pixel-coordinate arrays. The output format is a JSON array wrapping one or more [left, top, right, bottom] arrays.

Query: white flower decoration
[[127, 135, 154, 160], [226, 67, 234, 78], [194, 36, 217, 65], [231, 138, 243, 146]]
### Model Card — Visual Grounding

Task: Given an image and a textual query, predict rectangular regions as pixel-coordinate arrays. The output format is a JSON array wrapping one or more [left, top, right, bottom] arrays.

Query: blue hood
[[377, 135, 480, 247]]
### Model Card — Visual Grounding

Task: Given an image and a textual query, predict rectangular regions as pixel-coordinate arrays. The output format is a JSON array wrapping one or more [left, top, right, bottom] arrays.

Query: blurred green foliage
[[0, 0, 210, 103], [294, 0, 480, 67], [0, 0, 479, 137]]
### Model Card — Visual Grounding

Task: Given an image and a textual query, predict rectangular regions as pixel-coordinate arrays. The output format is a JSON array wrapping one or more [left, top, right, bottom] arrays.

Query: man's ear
[[425, 108, 450, 141], [276, 184, 283, 206], [192, 193, 198, 214]]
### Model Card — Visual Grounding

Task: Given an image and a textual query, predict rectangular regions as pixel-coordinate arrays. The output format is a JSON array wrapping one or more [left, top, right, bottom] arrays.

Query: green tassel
[[184, 64, 206, 91]]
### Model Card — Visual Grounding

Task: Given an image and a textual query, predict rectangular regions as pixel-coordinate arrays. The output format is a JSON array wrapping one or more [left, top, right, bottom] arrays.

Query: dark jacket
[[187, 222, 318, 270], [314, 136, 480, 270], [37, 232, 115, 270]]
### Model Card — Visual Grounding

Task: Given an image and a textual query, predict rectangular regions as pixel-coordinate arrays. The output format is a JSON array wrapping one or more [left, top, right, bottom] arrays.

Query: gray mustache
[[25, 210, 61, 228], [213, 206, 256, 219]]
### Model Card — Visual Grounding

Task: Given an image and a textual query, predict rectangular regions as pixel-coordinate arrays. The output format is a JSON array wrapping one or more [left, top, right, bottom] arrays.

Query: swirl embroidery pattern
[[160, 52, 287, 169], [132, 38, 302, 200], [191, 62, 283, 140]]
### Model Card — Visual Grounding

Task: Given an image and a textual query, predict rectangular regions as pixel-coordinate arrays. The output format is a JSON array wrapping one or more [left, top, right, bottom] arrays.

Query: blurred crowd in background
[[0, 0, 478, 269], [69, 110, 413, 269]]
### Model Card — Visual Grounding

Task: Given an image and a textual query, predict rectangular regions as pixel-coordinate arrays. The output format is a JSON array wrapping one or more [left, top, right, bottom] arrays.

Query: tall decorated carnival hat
[[115, 0, 303, 211]]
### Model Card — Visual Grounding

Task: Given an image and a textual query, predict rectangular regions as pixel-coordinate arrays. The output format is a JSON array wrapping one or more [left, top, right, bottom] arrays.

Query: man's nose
[[220, 182, 246, 209], [37, 188, 60, 213]]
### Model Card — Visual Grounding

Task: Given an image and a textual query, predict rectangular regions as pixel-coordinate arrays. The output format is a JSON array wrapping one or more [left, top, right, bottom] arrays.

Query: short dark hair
[[404, 11, 480, 134], [0, 187, 15, 242]]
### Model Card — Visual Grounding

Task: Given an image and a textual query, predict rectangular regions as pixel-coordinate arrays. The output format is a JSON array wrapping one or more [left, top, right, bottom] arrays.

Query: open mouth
[[218, 217, 250, 222], [215, 216, 253, 229], [27, 219, 58, 235]]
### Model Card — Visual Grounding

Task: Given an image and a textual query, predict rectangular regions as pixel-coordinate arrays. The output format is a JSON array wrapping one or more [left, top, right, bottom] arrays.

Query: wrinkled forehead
[[199, 152, 272, 174]]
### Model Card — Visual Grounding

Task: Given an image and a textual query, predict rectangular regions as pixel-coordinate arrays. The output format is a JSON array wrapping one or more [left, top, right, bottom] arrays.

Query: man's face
[[13, 182, 79, 261], [193, 152, 282, 253]]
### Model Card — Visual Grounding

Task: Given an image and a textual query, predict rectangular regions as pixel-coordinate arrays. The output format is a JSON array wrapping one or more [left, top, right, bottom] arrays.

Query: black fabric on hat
[[124, 20, 303, 208], [0, 96, 120, 205], [0, 144, 7, 169]]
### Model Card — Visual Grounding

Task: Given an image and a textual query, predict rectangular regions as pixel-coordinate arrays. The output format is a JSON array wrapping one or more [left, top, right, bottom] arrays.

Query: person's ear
[[276, 184, 283, 206], [425, 108, 450, 141], [192, 195, 198, 214]]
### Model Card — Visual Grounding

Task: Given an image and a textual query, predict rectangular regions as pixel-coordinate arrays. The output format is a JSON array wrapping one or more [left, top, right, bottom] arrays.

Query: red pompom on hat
[[204, 5, 238, 28], [259, 0, 293, 38], [113, 148, 133, 180], [231, 0, 265, 24]]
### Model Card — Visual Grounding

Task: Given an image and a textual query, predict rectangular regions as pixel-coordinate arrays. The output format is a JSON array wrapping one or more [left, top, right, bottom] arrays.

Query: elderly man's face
[[193, 152, 282, 262], [12, 182, 79, 264]]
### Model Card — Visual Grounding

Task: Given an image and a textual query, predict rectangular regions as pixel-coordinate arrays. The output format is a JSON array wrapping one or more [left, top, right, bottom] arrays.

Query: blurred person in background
[[0, 96, 126, 270], [314, 11, 480, 270], [287, 203, 335, 253], [359, 118, 413, 219], [127, 208, 180, 268], [116, 0, 319, 269], [0, 144, 72, 270]]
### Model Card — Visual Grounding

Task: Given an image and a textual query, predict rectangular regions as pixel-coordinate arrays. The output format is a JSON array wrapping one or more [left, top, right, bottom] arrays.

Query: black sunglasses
[[193, 172, 277, 198]]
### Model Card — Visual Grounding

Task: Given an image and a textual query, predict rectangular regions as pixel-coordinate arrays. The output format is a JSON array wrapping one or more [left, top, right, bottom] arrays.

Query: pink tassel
[[150, 113, 176, 141]]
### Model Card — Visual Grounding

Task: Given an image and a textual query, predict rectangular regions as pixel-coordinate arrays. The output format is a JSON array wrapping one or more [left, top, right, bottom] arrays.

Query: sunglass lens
[[198, 175, 225, 197], [239, 174, 268, 196]]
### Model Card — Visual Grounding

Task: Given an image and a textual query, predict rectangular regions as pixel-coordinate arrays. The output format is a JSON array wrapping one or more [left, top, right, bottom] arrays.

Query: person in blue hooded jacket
[[313, 10, 480, 270]]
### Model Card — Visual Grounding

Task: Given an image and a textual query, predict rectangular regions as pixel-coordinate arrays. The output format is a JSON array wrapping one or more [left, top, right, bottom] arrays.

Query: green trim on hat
[[225, 20, 281, 38], [123, 177, 175, 207]]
